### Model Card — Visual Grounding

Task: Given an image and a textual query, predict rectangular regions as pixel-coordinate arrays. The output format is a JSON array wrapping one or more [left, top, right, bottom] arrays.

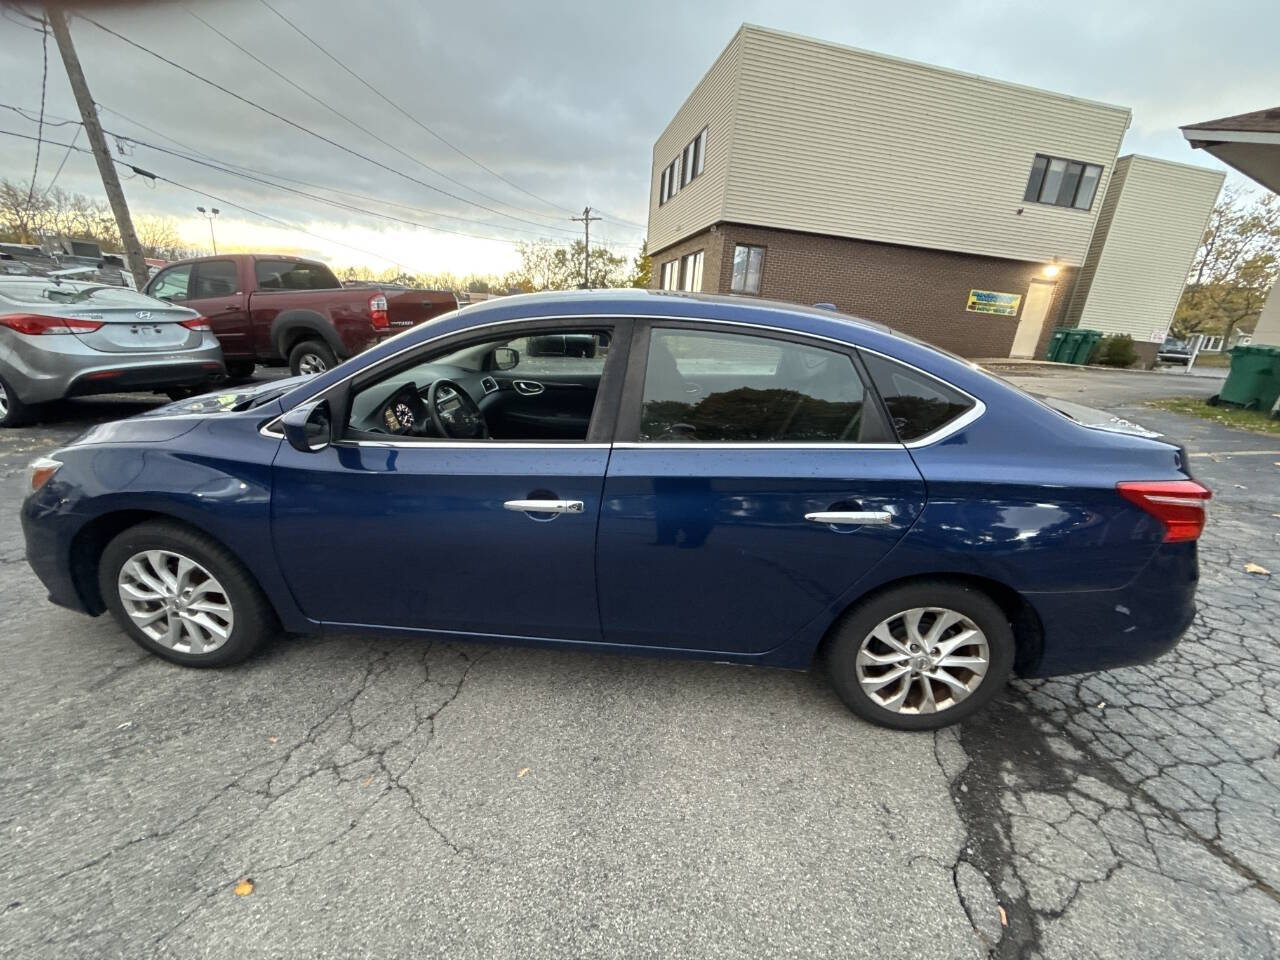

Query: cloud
[[1, 0, 1274, 273]]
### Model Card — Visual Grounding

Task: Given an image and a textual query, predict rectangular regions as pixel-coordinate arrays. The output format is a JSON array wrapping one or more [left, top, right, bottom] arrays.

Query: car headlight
[[29, 456, 62, 493]]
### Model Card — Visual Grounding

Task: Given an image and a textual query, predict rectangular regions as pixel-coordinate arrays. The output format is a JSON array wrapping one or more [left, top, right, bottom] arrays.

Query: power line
[[255, 0, 577, 220], [78, 14, 582, 235], [24, 14, 49, 209], [182, 7, 575, 233], [0, 128, 404, 266], [1, 100, 639, 254], [42, 126, 79, 196]]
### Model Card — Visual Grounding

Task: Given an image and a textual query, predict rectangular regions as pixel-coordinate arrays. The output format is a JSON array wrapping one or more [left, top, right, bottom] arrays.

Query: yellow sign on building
[[966, 290, 1022, 317]]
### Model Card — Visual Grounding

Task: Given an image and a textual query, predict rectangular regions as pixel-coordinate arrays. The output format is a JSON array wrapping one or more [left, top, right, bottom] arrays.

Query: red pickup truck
[[143, 254, 457, 377]]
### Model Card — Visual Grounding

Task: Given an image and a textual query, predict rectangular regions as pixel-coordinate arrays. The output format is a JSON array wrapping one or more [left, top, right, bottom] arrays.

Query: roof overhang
[[1182, 108, 1280, 194]]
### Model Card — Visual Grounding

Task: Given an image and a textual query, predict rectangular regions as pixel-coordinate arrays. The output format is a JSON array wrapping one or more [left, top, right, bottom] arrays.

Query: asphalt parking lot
[[2, 366, 1278, 959]]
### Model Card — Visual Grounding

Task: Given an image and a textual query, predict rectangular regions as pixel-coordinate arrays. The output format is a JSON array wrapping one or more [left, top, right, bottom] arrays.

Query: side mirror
[[490, 347, 519, 371], [281, 399, 332, 453]]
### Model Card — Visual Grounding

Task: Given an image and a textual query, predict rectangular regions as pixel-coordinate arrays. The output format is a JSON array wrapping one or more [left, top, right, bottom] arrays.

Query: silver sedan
[[0, 279, 226, 427]]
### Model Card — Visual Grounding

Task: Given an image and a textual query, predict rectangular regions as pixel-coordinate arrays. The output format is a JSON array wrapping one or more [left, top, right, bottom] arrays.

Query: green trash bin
[[1045, 329, 1070, 362], [1045, 328, 1103, 364], [1218, 345, 1280, 410]]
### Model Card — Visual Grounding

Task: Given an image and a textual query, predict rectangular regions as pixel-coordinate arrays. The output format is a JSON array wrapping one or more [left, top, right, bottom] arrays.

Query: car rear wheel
[[99, 521, 276, 667], [0, 374, 36, 428], [226, 359, 256, 380], [288, 339, 336, 377], [825, 581, 1015, 730]]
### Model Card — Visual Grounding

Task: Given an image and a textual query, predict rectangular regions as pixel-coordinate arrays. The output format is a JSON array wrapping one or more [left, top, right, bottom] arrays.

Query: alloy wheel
[[855, 607, 989, 715], [297, 353, 328, 375], [117, 549, 235, 655], [0, 380, 8, 420]]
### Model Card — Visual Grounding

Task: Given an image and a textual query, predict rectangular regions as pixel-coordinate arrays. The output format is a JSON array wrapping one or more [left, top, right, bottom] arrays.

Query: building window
[[679, 127, 708, 188], [660, 259, 680, 290], [660, 128, 708, 202], [680, 251, 703, 292], [730, 244, 765, 294], [659, 157, 681, 205], [1024, 154, 1103, 210]]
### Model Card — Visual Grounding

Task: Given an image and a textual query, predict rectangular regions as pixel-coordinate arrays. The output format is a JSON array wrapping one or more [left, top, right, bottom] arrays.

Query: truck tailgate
[[385, 291, 458, 329]]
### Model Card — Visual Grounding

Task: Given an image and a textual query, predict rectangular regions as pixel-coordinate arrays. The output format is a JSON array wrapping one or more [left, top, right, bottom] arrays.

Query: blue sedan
[[20, 290, 1210, 730]]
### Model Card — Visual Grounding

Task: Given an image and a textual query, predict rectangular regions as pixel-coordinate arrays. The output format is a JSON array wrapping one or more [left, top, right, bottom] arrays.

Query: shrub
[[1094, 334, 1138, 368]]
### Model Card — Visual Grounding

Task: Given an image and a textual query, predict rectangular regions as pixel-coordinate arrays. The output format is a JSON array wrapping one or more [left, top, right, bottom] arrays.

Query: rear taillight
[[180, 316, 211, 331], [1117, 480, 1212, 542], [369, 293, 389, 330], [0, 313, 103, 335]]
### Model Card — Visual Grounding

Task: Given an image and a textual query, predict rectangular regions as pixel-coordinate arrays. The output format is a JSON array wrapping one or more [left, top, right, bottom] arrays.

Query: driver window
[[345, 327, 613, 443]]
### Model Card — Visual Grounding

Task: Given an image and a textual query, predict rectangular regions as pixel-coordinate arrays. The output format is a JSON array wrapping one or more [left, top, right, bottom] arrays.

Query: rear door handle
[[805, 511, 893, 526], [504, 499, 584, 514]]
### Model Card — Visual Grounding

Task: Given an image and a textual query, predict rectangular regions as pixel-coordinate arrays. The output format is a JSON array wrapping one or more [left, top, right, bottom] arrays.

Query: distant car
[[21, 290, 1210, 730], [1157, 337, 1193, 365], [0, 278, 225, 427], [143, 254, 458, 378]]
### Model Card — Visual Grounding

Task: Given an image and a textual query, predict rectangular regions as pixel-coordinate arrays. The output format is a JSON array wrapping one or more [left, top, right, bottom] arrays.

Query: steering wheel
[[427, 378, 489, 440]]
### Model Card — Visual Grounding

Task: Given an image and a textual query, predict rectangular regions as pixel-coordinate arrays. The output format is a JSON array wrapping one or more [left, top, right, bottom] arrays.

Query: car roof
[[455, 288, 894, 335]]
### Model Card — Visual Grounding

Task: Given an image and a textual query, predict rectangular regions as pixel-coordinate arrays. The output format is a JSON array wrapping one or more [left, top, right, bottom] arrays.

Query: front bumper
[[21, 494, 91, 614]]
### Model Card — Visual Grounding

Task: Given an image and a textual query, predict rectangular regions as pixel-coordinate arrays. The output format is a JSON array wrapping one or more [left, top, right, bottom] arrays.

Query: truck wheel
[[289, 340, 336, 377], [226, 359, 256, 380], [0, 374, 36, 428]]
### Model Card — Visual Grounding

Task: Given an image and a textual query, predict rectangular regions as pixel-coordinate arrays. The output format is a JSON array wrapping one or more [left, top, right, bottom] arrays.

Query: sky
[[0, 0, 1276, 277]]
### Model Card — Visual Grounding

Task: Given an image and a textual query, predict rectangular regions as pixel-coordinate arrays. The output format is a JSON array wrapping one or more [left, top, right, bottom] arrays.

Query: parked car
[[21, 290, 1210, 730], [143, 254, 457, 378], [1156, 337, 1193, 365], [0, 278, 225, 427]]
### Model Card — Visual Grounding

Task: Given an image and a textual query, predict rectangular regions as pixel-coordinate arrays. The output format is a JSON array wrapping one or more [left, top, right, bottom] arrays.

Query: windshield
[[0, 281, 161, 307]]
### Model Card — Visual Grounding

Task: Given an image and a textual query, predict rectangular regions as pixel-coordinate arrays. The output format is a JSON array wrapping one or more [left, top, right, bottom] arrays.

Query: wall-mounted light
[[1043, 258, 1061, 278]]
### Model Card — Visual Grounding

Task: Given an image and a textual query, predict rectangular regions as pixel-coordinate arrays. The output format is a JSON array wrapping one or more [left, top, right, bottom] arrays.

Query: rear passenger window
[[190, 261, 237, 298], [639, 328, 871, 443], [861, 352, 974, 442]]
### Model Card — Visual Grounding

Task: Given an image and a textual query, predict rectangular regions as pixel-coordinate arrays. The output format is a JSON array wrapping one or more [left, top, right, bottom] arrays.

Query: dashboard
[[348, 362, 491, 438]]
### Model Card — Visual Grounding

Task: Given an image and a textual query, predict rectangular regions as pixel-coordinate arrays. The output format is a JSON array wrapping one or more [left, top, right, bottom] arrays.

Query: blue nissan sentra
[[20, 290, 1210, 730]]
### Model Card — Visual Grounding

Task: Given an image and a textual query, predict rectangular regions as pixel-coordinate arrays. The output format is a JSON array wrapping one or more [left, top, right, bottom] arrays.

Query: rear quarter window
[[862, 352, 974, 442]]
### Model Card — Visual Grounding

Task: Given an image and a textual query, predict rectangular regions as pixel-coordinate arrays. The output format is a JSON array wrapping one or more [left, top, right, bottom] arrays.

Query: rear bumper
[[1019, 541, 1199, 678], [2, 333, 226, 403], [65, 361, 225, 397]]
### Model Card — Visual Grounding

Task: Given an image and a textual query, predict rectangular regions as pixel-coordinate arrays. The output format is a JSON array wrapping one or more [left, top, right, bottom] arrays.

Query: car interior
[[345, 329, 612, 441]]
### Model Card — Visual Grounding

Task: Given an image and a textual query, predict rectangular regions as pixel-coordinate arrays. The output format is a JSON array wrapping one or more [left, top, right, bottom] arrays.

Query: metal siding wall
[[718, 26, 1130, 266], [647, 32, 743, 253], [1072, 156, 1225, 340]]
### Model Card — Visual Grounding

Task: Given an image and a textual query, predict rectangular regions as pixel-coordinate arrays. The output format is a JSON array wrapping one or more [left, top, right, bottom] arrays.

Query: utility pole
[[570, 205, 601, 288], [45, 4, 149, 290]]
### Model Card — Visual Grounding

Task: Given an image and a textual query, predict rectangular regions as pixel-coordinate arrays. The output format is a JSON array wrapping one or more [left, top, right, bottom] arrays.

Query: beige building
[[1065, 156, 1224, 351], [648, 24, 1222, 362]]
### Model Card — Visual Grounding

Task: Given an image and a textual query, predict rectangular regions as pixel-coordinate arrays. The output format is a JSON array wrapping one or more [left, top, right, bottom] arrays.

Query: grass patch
[[1147, 396, 1280, 435]]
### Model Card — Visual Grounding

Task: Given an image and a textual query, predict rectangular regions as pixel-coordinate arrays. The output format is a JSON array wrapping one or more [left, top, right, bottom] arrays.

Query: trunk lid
[[69, 305, 203, 353]]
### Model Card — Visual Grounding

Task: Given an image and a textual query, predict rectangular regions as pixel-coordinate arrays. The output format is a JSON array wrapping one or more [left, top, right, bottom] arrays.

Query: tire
[[824, 580, 1015, 731], [226, 359, 256, 380], [98, 520, 276, 667], [0, 373, 36, 428], [288, 339, 337, 377]]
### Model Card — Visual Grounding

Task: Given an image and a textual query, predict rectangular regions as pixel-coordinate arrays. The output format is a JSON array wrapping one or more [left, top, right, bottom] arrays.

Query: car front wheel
[[825, 581, 1015, 730], [288, 339, 336, 377], [99, 520, 276, 667]]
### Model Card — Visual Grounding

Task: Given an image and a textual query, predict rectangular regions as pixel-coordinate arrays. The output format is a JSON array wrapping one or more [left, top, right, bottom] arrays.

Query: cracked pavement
[[1, 368, 1278, 958]]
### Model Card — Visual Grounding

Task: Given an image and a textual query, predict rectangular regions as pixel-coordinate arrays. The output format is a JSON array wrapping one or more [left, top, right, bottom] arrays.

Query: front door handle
[[504, 499, 584, 514], [513, 379, 544, 396], [805, 510, 893, 526]]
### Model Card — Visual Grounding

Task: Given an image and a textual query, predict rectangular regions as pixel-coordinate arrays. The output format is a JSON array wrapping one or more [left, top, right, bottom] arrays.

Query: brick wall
[[652, 223, 1079, 359]]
